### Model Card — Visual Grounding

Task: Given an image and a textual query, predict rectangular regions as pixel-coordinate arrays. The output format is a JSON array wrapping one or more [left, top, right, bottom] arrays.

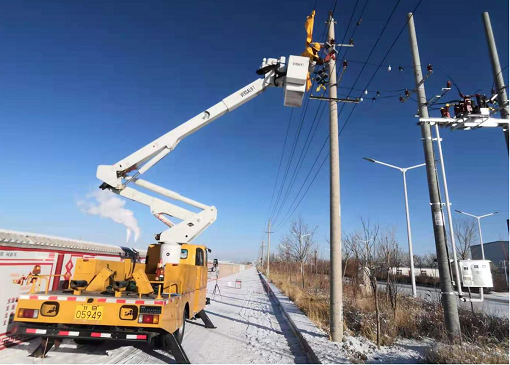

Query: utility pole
[[266, 219, 273, 278], [327, 11, 343, 343], [433, 125, 463, 296], [260, 241, 264, 269], [483, 12, 509, 152], [408, 12, 461, 341]]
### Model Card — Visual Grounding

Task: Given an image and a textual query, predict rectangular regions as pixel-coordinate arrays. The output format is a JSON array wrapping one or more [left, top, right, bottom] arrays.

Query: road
[[0, 267, 307, 364], [378, 282, 509, 318]]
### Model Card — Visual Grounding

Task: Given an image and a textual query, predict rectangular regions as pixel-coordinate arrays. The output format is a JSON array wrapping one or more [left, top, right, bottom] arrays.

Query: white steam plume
[[78, 190, 141, 242]]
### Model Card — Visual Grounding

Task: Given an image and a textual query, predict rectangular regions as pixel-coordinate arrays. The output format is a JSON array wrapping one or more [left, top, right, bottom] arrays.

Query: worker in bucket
[[302, 42, 336, 92]]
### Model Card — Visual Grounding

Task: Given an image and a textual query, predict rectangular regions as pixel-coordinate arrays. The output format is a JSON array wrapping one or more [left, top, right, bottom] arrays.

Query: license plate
[[74, 305, 104, 320]]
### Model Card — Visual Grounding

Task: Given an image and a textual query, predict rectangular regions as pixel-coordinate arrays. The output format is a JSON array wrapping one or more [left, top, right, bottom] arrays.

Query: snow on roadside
[[263, 274, 430, 364]]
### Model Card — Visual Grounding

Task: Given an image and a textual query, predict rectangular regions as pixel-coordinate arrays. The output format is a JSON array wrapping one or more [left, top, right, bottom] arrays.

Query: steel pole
[[328, 11, 343, 342], [408, 12, 461, 340], [434, 124, 463, 296], [402, 170, 417, 297], [477, 218, 485, 260], [482, 12, 509, 152]]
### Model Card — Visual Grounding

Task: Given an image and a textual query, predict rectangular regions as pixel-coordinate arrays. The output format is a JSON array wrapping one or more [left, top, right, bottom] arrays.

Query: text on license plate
[[74, 305, 104, 320]]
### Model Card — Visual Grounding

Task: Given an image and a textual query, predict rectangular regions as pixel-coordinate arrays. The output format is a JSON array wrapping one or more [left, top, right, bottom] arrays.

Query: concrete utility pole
[[327, 11, 343, 343], [433, 125, 463, 296], [260, 241, 264, 269], [266, 219, 273, 277], [407, 12, 461, 340], [482, 12, 509, 152]]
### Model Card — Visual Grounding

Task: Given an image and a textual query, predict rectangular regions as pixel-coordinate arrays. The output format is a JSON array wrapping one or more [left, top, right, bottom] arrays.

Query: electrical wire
[[269, 0, 338, 224], [275, 0, 425, 231], [271, 1, 348, 227]]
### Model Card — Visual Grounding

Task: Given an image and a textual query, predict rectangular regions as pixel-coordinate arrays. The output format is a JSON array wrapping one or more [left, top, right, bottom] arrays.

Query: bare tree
[[423, 253, 437, 268], [453, 218, 477, 259], [356, 218, 382, 348], [379, 228, 402, 315], [279, 216, 316, 288]]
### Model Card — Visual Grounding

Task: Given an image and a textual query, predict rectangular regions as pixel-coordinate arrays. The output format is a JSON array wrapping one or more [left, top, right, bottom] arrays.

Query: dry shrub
[[426, 342, 509, 364], [266, 264, 509, 362]]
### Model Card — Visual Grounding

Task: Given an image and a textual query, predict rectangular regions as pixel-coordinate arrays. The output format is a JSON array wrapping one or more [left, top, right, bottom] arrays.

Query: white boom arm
[[97, 55, 308, 264]]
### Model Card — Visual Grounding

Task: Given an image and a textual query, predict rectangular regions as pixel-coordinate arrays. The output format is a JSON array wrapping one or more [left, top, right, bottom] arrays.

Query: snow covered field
[[0, 267, 307, 364]]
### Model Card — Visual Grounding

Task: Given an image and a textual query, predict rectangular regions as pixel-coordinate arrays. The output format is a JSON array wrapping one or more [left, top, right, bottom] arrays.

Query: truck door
[[193, 248, 206, 315]]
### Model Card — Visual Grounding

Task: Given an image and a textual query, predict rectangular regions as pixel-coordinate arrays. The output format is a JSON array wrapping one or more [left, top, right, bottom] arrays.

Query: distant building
[[470, 240, 509, 263], [390, 267, 439, 278], [471, 241, 509, 290]]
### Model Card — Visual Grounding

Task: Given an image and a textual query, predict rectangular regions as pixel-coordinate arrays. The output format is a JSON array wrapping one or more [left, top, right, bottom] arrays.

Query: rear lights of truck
[[18, 308, 39, 319], [138, 314, 159, 324]]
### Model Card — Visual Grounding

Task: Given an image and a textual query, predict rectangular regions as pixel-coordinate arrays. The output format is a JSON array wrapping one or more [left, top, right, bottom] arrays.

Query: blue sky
[[0, 0, 508, 262]]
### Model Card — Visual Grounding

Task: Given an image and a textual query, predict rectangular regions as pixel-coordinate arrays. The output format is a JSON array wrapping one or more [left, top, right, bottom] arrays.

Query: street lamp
[[454, 210, 498, 260], [363, 157, 426, 297]]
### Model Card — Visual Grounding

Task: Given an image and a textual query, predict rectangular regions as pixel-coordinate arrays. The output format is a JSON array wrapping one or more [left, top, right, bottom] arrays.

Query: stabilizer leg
[[163, 332, 190, 364], [29, 337, 54, 358], [196, 310, 216, 329]]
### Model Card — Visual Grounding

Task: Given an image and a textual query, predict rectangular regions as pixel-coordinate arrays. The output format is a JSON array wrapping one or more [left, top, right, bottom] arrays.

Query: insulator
[[372, 97, 376, 102], [349, 38, 354, 45], [399, 95, 404, 103], [343, 60, 347, 68], [376, 91, 381, 97], [364, 89, 368, 95], [427, 63, 433, 72], [446, 80, 452, 88], [388, 65, 392, 71], [357, 19, 362, 26], [398, 66, 404, 72], [405, 89, 410, 97]]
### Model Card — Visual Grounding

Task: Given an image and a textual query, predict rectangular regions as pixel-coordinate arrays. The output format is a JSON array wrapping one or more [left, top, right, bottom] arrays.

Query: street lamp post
[[500, 260, 508, 285], [454, 210, 498, 260], [363, 157, 426, 297]]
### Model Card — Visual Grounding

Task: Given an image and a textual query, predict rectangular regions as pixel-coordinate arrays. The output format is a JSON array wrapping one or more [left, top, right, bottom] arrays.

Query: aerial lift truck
[[12, 55, 310, 363]]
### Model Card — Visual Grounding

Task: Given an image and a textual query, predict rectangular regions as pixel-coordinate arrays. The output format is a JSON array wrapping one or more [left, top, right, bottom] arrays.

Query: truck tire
[[173, 308, 187, 344]]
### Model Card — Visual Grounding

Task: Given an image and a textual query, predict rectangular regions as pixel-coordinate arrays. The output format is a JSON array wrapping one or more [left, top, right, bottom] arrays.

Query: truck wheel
[[173, 309, 187, 344]]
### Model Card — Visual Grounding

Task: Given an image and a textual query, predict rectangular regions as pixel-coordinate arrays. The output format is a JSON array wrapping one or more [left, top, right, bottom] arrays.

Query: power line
[[271, 0, 358, 226], [269, 2, 338, 224], [339, 0, 424, 136], [266, 109, 294, 219], [276, 0, 426, 231]]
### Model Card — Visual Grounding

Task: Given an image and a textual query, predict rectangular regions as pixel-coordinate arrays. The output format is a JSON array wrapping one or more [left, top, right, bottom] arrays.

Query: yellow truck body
[[11, 243, 213, 363]]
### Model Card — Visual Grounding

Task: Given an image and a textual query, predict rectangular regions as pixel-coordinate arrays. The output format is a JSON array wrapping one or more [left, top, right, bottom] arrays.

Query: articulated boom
[[97, 56, 308, 264]]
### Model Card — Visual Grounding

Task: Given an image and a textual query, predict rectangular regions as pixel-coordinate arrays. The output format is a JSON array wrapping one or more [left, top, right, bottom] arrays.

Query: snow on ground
[[0, 267, 307, 364], [264, 275, 429, 364]]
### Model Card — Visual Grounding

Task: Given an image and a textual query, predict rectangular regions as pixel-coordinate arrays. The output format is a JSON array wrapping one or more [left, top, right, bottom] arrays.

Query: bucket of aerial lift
[[284, 55, 309, 107], [160, 242, 183, 265]]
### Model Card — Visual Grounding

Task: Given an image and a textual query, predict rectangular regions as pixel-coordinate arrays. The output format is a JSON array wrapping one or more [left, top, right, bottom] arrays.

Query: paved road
[[0, 268, 307, 364], [378, 282, 509, 318]]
